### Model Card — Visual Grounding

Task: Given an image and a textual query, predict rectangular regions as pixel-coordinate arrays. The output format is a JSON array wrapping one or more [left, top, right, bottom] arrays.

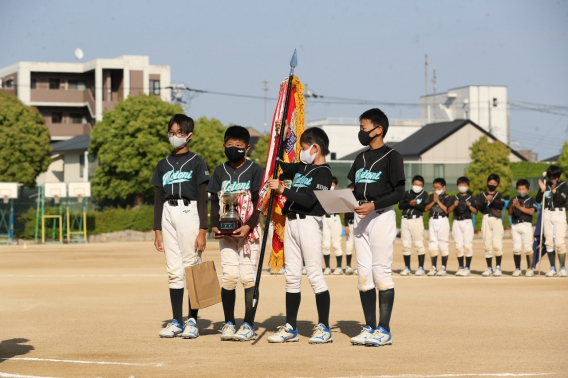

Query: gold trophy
[[218, 192, 244, 236]]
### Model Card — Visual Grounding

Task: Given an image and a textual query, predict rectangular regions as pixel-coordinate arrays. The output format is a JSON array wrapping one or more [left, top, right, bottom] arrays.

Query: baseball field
[[0, 238, 566, 378]]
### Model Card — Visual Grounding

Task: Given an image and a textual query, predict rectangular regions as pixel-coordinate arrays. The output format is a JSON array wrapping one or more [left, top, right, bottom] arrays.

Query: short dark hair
[[332, 176, 338, 185], [516, 179, 530, 189], [412, 175, 425, 184], [168, 114, 195, 134], [433, 178, 446, 187], [546, 165, 562, 179], [359, 108, 390, 137], [300, 127, 330, 156], [487, 174, 501, 184], [224, 125, 250, 145], [457, 176, 470, 186]]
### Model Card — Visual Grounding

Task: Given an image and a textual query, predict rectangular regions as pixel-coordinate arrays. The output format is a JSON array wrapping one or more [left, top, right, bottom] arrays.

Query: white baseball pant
[[543, 209, 567, 255], [284, 216, 328, 294], [162, 200, 201, 289], [401, 217, 425, 256], [219, 236, 260, 290], [482, 215, 504, 257], [429, 217, 450, 257], [322, 214, 344, 257], [511, 222, 534, 255], [345, 223, 354, 256], [452, 219, 474, 257], [354, 206, 396, 292]]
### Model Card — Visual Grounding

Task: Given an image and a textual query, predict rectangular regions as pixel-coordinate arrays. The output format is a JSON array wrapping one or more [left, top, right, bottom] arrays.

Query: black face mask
[[487, 184, 497, 192], [225, 146, 246, 163], [547, 179, 557, 186], [358, 127, 380, 146]]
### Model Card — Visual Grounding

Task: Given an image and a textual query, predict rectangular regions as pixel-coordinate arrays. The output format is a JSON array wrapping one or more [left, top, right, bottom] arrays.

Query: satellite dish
[[74, 48, 84, 61]]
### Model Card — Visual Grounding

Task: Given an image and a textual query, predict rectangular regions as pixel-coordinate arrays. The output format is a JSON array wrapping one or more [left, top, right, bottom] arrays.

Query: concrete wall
[[130, 70, 143, 96]]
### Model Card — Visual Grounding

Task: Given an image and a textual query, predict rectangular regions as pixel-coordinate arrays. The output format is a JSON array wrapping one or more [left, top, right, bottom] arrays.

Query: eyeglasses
[[167, 131, 188, 137]]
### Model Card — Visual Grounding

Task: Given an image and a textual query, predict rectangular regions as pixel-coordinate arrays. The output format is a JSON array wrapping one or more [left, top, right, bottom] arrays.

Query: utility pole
[[263, 80, 269, 133], [488, 100, 492, 135], [304, 83, 309, 124], [425, 54, 429, 123], [432, 67, 437, 122]]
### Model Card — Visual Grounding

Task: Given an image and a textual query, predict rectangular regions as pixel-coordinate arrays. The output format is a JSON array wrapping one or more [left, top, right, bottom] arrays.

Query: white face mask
[[300, 145, 316, 165], [330, 186, 336, 191], [412, 185, 423, 194], [458, 186, 469, 193], [434, 189, 444, 196], [169, 133, 192, 149], [517, 190, 528, 197]]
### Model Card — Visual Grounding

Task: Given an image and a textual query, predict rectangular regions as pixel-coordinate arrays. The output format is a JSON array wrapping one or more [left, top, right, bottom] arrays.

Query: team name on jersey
[[162, 170, 193, 186], [316, 184, 329, 190], [221, 180, 251, 193], [355, 168, 382, 184], [292, 173, 313, 188]]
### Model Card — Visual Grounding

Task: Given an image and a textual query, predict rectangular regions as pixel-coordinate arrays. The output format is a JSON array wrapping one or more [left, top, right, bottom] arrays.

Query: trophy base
[[218, 220, 243, 236]]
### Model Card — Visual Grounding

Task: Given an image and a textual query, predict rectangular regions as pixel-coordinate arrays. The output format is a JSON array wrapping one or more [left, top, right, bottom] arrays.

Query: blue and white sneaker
[[364, 326, 393, 347], [436, 266, 447, 276], [220, 321, 236, 341], [560, 267, 568, 277], [546, 266, 557, 277], [350, 325, 374, 345], [267, 323, 299, 343], [158, 319, 183, 338], [414, 266, 425, 276], [482, 267, 493, 277], [180, 318, 199, 339], [308, 323, 333, 344], [233, 322, 256, 342], [462, 267, 471, 276], [492, 266, 502, 277], [399, 267, 411, 276]]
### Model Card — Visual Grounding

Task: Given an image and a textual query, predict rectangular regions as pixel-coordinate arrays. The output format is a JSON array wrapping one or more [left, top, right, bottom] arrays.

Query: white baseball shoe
[[481, 267, 493, 277], [399, 267, 411, 276], [279, 267, 286, 275], [492, 267, 502, 277], [180, 318, 199, 339], [545, 267, 557, 277], [461, 268, 471, 276], [345, 266, 354, 275], [267, 323, 299, 343], [354, 269, 358, 275], [560, 267, 568, 277], [427, 267, 438, 276], [220, 321, 236, 341], [323, 267, 331, 275], [436, 267, 447, 276], [364, 326, 393, 347], [302, 267, 307, 275], [333, 268, 344, 275], [159, 319, 183, 338], [512, 269, 522, 277], [233, 322, 256, 342], [309, 323, 333, 344], [455, 268, 464, 276], [350, 325, 374, 346], [525, 269, 534, 277], [414, 267, 425, 276]]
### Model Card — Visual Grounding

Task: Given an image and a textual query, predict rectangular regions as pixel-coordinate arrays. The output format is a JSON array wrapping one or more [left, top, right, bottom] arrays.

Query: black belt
[[545, 207, 565, 211], [287, 212, 307, 220], [324, 214, 339, 218], [431, 213, 447, 219], [455, 216, 471, 221], [403, 214, 422, 219], [513, 219, 531, 224], [167, 198, 191, 206]]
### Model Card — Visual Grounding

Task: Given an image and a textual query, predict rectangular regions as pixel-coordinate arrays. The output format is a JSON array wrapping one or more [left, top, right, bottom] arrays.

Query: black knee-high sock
[[286, 292, 301, 329], [359, 289, 377, 328], [496, 255, 502, 268], [558, 253, 565, 268], [459, 256, 465, 268], [486, 257, 493, 269], [346, 254, 352, 267], [403, 255, 411, 269], [170, 288, 184, 324], [514, 254, 521, 270], [418, 254, 425, 268], [324, 255, 330, 269], [336, 256, 343, 269], [315, 290, 331, 328], [548, 251, 556, 268], [378, 288, 395, 333], [466, 256, 472, 269], [188, 295, 199, 320], [243, 287, 257, 326], [431, 255, 438, 269], [526, 254, 534, 269], [442, 255, 448, 268], [221, 288, 236, 324]]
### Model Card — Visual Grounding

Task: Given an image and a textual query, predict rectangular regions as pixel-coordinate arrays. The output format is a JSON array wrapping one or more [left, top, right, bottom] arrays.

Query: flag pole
[[252, 50, 298, 308]]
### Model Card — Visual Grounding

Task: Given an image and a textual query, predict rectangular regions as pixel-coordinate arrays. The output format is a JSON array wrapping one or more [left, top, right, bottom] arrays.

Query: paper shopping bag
[[185, 261, 222, 309]]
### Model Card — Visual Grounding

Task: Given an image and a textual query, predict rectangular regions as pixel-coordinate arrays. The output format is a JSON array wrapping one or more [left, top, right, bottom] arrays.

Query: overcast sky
[[1, 0, 567, 159]]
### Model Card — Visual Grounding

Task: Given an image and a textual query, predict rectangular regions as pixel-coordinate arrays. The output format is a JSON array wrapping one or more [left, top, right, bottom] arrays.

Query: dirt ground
[[0, 238, 567, 378]]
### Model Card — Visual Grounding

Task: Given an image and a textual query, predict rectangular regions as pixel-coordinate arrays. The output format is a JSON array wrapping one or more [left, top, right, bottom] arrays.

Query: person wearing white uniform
[[322, 177, 345, 275], [152, 114, 210, 339], [343, 183, 356, 275], [507, 179, 537, 277], [424, 178, 452, 276]]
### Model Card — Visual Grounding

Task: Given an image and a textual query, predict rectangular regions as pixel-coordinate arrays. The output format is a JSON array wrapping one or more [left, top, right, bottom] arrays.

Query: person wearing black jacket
[[398, 175, 428, 276], [507, 179, 537, 277]]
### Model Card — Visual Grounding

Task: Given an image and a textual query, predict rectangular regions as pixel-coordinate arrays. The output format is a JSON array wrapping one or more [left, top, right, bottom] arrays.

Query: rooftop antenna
[[432, 67, 437, 122], [74, 48, 84, 62]]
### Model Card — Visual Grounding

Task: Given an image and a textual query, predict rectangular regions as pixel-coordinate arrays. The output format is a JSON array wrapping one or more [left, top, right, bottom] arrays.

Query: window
[[68, 80, 86, 90], [5, 79, 14, 88], [79, 154, 85, 178], [149, 80, 160, 95], [70, 114, 88, 124], [51, 113, 62, 123], [434, 164, 445, 178], [330, 152, 337, 161], [31, 79, 36, 89], [49, 79, 60, 89]]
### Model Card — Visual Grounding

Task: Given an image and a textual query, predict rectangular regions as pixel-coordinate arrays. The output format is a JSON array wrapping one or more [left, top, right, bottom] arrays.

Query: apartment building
[[0, 55, 170, 140]]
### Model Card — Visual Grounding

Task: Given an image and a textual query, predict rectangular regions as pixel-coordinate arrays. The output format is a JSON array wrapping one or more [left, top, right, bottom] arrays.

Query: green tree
[[557, 141, 568, 182], [249, 133, 271, 167], [89, 94, 183, 207], [190, 117, 226, 172], [0, 92, 52, 187], [464, 136, 513, 195]]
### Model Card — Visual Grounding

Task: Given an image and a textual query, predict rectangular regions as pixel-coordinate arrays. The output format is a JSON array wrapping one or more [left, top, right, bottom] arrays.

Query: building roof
[[542, 154, 560, 162], [246, 127, 263, 138], [51, 134, 90, 153]]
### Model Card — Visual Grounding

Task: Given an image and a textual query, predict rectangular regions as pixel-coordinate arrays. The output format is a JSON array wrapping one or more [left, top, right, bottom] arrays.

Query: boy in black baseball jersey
[[267, 124, 334, 344], [347, 108, 405, 347], [476, 174, 505, 277], [447, 176, 477, 276], [207, 126, 264, 341], [424, 178, 452, 276], [507, 179, 537, 277], [152, 114, 210, 339], [536, 165, 568, 277], [398, 175, 428, 276]]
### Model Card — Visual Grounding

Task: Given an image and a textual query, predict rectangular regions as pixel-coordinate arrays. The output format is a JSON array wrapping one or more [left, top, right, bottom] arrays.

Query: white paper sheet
[[314, 189, 358, 214]]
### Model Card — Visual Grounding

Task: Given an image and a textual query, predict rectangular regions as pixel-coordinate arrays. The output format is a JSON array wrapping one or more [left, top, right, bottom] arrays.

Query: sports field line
[[322, 372, 557, 378], [0, 357, 162, 367], [0, 372, 59, 378]]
